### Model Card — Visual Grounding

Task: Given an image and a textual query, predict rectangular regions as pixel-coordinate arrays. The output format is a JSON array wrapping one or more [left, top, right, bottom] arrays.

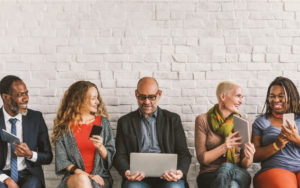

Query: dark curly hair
[[262, 76, 300, 118]]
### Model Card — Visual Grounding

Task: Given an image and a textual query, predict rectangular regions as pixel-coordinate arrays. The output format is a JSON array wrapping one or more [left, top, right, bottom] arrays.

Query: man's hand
[[14, 142, 33, 159], [161, 170, 183, 182], [4, 177, 19, 188], [125, 170, 145, 181]]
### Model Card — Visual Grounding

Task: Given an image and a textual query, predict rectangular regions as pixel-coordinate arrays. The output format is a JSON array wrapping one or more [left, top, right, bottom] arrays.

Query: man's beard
[[9, 99, 27, 116]]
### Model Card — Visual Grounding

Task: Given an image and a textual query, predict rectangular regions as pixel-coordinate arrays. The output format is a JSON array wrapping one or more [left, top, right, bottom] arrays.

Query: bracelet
[[273, 142, 280, 151], [70, 165, 78, 175]]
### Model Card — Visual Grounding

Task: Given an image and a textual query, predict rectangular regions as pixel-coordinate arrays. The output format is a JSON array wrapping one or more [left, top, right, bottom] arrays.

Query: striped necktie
[[9, 118, 18, 183]]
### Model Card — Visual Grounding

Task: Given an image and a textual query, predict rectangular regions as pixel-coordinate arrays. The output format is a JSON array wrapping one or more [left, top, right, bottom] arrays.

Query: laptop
[[130, 153, 177, 177], [233, 115, 250, 145]]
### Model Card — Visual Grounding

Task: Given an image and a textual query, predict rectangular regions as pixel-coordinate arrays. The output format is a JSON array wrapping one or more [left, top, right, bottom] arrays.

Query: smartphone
[[89, 125, 102, 138], [283, 113, 295, 128]]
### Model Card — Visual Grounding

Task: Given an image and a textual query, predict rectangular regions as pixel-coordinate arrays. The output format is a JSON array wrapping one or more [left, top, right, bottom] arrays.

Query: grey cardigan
[[55, 117, 115, 188]]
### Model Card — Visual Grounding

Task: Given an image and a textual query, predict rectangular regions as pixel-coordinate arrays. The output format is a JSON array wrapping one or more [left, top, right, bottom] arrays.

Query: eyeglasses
[[6, 91, 29, 99], [136, 91, 159, 101]]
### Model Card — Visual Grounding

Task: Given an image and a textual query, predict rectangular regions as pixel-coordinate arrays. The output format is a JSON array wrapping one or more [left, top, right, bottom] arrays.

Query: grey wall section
[[0, 0, 299, 187]]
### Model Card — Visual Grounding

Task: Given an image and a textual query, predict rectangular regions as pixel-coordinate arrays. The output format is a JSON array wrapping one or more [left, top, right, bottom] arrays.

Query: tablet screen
[[233, 115, 250, 144], [1, 129, 20, 144]]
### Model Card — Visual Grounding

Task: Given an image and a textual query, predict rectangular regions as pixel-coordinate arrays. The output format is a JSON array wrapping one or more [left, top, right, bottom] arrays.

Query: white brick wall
[[1, 0, 300, 187]]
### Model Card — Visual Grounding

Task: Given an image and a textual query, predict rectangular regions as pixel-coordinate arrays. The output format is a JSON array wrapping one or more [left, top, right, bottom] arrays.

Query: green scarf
[[207, 104, 238, 164]]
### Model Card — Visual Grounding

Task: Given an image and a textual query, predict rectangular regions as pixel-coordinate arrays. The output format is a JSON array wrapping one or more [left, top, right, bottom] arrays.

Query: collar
[[2, 107, 22, 122], [138, 108, 158, 119]]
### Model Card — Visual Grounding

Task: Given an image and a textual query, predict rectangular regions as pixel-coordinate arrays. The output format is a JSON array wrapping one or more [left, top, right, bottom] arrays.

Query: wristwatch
[[70, 165, 78, 175]]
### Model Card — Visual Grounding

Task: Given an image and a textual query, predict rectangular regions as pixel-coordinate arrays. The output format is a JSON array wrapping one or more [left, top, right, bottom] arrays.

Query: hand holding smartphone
[[283, 113, 295, 128], [89, 125, 102, 138]]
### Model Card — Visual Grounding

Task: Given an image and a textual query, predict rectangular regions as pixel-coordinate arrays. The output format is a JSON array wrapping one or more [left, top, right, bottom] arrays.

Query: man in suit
[[113, 77, 191, 188], [0, 75, 53, 188]]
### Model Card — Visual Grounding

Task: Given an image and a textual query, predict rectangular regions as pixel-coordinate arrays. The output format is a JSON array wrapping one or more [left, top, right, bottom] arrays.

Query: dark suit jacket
[[113, 107, 191, 181], [0, 108, 53, 187]]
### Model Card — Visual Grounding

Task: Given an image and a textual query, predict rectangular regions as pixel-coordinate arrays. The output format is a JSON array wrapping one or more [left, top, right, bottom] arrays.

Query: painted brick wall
[[0, 0, 300, 187]]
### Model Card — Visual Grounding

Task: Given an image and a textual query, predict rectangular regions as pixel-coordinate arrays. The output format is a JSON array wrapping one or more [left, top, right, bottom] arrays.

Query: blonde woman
[[195, 81, 255, 188], [52, 81, 115, 188]]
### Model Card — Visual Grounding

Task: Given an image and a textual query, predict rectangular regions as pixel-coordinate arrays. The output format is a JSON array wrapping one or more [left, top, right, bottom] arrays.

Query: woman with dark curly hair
[[253, 76, 300, 188], [51, 81, 115, 188]]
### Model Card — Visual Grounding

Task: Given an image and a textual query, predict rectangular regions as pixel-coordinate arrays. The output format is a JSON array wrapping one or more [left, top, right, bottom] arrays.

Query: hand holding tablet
[[1, 129, 20, 144], [233, 115, 250, 144]]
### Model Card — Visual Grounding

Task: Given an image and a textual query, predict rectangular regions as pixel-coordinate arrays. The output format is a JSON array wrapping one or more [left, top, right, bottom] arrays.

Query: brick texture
[[2, 0, 300, 187]]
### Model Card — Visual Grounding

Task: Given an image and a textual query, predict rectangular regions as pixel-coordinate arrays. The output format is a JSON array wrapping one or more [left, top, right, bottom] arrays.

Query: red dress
[[71, 116, 101, 173]]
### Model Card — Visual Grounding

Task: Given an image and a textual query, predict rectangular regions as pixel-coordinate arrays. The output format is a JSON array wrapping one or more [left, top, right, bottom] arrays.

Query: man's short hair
[[0, 75, 23, 96], [216, 81, 240, 102]]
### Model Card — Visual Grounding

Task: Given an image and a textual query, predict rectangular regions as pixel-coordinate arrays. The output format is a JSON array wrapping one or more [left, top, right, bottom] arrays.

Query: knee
[[72, 173, 90, 185], [220, 162, 235, 169], [230, 180, 239, 188], [217, 162, 235, 173], [123, 180, 147, 188], [165, 180, 185, 188]]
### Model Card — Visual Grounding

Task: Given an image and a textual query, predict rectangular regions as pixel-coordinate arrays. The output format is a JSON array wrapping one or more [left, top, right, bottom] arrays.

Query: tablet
[[233, 115, 250, 144], [1, 129, 20, 144], [130, 153, 177, 177]]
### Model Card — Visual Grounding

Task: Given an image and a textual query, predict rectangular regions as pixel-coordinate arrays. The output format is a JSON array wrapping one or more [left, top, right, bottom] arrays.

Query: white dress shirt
[[0, 108, 38, 183]]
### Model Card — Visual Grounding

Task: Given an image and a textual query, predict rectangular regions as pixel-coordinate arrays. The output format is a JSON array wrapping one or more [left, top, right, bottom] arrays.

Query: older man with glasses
[[113, 77, 191, 188]]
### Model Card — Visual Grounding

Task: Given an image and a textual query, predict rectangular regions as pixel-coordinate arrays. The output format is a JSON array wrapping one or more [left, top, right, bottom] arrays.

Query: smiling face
[[221, 86, 243, 114], [268, 85, 288, 114], [82, 87, 100, 114], [3, 80, 29, 116], [135, 78, 162, 118]]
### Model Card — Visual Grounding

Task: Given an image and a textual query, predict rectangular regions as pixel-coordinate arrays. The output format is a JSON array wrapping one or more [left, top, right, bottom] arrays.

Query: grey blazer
[[55, 116, 115, 188]]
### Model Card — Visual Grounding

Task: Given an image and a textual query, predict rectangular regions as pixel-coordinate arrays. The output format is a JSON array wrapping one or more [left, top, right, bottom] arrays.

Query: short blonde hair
[[216, 81, 240, 102]]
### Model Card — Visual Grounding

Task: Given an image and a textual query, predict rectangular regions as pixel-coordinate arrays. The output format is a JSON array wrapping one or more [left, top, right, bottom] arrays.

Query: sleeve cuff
[[27, 151, 38, 162], [0, 174, 9, 183]]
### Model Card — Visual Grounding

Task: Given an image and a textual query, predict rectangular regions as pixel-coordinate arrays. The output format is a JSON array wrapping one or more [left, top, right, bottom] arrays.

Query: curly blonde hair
[[51, 81, 108, 146]]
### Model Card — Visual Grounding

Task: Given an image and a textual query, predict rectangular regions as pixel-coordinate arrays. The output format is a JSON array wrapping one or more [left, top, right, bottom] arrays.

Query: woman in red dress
[[52, 81, 115, 188]]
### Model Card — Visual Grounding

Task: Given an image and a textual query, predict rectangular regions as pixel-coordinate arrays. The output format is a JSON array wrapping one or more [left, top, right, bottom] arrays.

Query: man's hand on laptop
[[125, 170, 145, 181], [162, 170, 183, 182]]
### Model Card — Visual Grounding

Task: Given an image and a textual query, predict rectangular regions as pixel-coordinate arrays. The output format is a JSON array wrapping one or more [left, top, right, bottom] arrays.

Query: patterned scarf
[[207, 104, 238, 164]]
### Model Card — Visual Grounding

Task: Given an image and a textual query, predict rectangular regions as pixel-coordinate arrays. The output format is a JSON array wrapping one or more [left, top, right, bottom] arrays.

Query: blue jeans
[[123, 178, 185, 188], [197, 163, 251, 188]]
